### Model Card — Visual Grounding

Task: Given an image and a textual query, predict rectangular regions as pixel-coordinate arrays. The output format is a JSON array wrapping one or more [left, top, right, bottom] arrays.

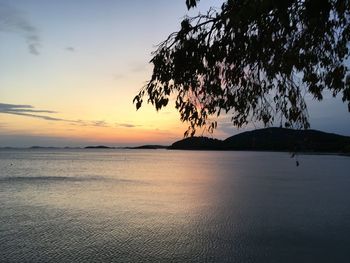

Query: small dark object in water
[[296, 161, 299, 167]]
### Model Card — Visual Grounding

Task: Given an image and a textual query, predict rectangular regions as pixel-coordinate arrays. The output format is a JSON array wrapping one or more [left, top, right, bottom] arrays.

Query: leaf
[[186, 0, 198, 10]]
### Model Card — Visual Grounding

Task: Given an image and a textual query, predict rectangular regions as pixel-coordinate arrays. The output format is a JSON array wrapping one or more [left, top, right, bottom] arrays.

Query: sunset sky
[[1, 0, 349, 147]]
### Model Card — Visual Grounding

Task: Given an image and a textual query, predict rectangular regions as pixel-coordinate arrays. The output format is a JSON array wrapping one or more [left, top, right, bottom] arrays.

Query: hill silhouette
[[169, 137, 223, 150], [169, 128, 350, 153]]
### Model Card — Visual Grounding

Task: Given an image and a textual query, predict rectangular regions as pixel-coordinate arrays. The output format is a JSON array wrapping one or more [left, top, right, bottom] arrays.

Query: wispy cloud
[[0, 103, 110, 128], [0, 103, 56, 114], [90, 120, 107, 127], [65, 46, 75, 52], [0, 103, 77, 122], [72, 120, 109, 127], [116, 122, 142, 128], [118, 123, 136, 128], [0, 1, 41, 55]]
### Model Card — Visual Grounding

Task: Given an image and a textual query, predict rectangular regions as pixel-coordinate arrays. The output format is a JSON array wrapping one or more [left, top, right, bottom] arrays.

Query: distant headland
[[85, 145, 114, 149], [169, 127, 350, 153]]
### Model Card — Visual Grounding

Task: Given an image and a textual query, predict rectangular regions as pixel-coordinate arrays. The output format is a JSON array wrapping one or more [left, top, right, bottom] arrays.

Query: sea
[[0, 149, 349, 262]]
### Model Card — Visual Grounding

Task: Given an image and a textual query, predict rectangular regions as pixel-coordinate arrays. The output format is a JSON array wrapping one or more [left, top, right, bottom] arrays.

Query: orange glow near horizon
[[0, 100, 192, 146]]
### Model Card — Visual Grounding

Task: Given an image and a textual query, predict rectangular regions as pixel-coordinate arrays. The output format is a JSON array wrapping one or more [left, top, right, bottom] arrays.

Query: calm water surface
[[0, 149, 349, 262]]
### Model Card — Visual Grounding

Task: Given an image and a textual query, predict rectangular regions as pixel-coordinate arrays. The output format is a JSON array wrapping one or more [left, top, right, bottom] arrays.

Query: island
[[84, 145, 115, 149], [168, 127, 350, 153], [122, 145, 169, 150]]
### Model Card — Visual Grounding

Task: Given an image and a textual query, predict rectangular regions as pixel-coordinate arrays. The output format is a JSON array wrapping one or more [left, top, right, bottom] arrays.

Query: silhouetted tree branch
[[134, 0, 350, 136]]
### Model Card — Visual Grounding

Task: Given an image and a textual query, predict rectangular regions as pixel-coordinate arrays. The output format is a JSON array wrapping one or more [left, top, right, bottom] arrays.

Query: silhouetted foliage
[[134, 0, 350, 136]]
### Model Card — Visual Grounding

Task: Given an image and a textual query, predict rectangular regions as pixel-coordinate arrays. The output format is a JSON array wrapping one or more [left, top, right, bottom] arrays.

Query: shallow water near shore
[[0, 149, 350, 262]]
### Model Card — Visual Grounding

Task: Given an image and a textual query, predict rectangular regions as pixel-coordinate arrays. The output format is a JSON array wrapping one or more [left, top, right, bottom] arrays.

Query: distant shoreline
[[1, 128, 349, 156], [0, 147, 349, 158]]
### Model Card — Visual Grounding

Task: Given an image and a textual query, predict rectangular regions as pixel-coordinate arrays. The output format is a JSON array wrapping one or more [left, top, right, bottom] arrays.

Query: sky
[[0, 0, 349, 147]]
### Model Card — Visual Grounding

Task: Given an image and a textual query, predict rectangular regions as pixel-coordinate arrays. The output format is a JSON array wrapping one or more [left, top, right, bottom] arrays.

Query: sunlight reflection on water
[[0, 149, 350, 262]]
